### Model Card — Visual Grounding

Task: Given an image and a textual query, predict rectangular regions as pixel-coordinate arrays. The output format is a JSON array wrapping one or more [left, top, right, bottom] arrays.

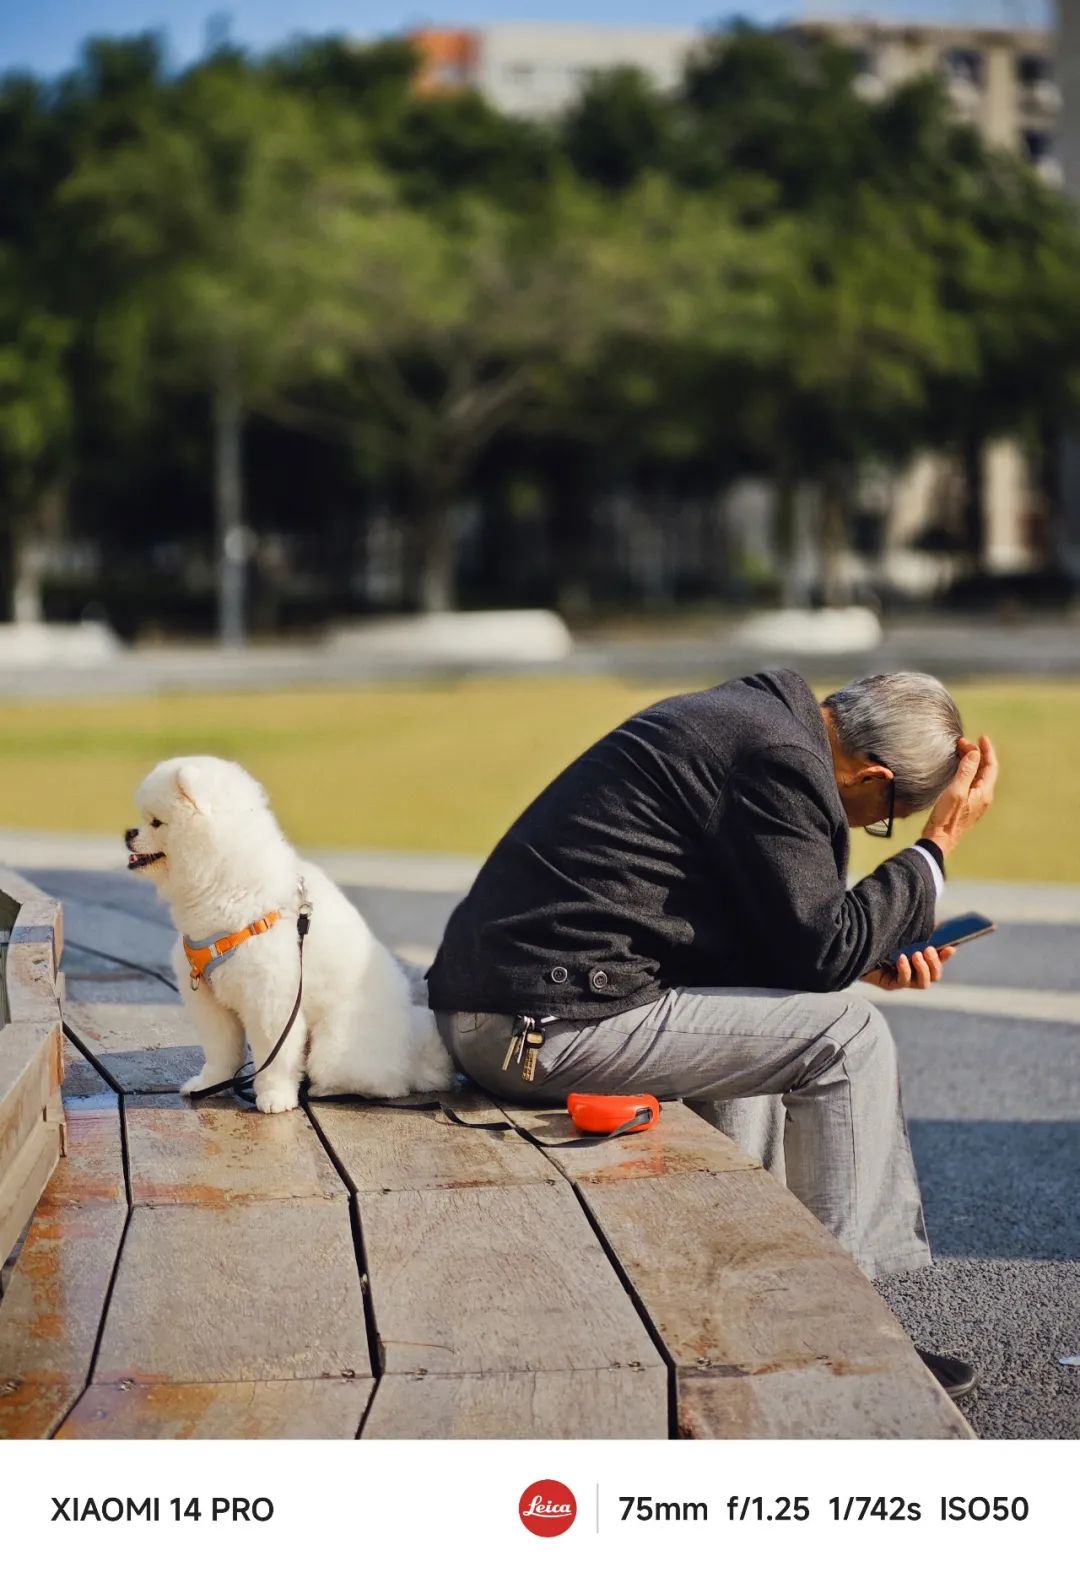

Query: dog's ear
[[176, 764, 210, 815]]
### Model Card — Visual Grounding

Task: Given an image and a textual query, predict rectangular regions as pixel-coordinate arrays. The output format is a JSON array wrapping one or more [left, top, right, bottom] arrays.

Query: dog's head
[[125, 756, 277, 897]]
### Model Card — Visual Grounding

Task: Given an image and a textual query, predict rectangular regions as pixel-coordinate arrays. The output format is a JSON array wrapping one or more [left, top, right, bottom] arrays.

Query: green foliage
[[1, 19, 1079, 621]]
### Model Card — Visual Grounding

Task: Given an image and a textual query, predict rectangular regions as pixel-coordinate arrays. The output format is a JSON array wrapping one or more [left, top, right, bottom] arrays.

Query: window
[[941, 48, 983, 87], [1022, 127, 1055, 162], [1017, 53, 1052, 87]]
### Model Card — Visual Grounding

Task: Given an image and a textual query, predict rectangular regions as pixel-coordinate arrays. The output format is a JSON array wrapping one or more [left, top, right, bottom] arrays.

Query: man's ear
[[857, 761, 895, 788], [176, 765, 210, 814]]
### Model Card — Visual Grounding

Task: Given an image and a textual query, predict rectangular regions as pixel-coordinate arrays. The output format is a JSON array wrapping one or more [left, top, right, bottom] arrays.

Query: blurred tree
[[64, 53, 364, 643], [562, 66, 673, 191], [0, 251, 70, 620]]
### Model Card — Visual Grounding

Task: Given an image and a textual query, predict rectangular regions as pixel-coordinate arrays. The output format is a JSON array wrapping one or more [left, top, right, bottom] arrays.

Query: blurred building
[[799, 17, 1057, 169], [408, 15, 1063, 593], [410, 23, 698, 115]]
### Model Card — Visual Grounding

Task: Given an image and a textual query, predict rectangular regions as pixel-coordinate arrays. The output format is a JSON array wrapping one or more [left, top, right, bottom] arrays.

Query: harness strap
[[188, 907, 311, 1102], [184, 910, 282, 988]]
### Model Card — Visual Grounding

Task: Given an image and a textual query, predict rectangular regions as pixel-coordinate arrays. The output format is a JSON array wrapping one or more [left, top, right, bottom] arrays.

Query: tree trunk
[[774, 468, 800, 608], [414, 497, 456, 614], [819, 468, 848, 609], [961, 434, 986, 572], [213, 357, 246, 647]]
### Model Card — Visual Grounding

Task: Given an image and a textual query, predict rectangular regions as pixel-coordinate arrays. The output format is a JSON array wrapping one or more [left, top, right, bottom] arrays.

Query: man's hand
[[862, 944, 955, 992], [922, 734, 998, 860]]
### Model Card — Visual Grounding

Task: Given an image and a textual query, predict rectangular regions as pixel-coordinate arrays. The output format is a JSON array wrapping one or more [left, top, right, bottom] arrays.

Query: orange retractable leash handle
[[566, 1092, 660, 1137]]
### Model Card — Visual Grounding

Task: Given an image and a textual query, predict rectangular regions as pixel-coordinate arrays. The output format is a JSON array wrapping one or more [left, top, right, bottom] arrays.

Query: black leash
[[305, 1088, 658, 1147], [188, 905, 311, 1103], [181, 901, 653, 1144]]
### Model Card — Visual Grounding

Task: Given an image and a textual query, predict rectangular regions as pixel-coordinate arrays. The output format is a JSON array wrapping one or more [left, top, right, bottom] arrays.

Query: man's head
[[822, 672, 963, 832]]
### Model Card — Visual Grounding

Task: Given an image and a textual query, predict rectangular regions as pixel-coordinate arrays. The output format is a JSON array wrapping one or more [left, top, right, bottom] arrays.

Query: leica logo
[[519, 1479, 577, 1537]]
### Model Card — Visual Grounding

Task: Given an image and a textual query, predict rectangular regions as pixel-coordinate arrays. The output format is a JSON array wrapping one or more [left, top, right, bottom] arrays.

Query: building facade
[[407, 16, 1065, 585]]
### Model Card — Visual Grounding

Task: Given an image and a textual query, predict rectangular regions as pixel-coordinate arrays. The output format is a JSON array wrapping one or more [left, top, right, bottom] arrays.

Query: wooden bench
[[0, 877, 973, 1440], [0, 872, 65, 1300]]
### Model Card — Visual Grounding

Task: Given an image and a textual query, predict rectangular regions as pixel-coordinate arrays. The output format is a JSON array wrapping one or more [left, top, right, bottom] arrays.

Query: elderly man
[[428, 669, 998, 1398]]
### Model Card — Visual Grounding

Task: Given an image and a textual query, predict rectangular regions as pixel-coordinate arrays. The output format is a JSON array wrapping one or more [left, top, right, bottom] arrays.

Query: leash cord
[[188, 908, 310, 1103]]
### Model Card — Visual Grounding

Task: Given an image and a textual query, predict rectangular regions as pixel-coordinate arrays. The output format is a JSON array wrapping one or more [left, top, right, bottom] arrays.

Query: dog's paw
[[181, 1072, 220, 1096], [256, 1087, 300, 1114]]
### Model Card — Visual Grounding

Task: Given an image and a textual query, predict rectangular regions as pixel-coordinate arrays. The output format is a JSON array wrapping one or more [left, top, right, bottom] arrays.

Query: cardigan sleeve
[[716, 744, 938, 991]]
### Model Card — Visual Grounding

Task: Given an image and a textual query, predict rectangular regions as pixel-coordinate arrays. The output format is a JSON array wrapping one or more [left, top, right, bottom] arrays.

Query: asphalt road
[[17, 861, 1080, 1440]]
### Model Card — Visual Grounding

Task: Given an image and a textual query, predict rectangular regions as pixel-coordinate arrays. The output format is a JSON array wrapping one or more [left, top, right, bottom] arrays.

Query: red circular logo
[[519, 1479, 577, 1537]]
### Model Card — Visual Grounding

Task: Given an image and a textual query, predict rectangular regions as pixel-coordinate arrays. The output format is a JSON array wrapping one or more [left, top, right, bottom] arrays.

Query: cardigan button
[[550, 966, 569, 984], [589, 968, 609, 991]]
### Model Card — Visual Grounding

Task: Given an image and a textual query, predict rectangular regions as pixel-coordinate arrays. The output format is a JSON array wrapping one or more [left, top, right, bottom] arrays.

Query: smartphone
[[885, 911, 996, 969]]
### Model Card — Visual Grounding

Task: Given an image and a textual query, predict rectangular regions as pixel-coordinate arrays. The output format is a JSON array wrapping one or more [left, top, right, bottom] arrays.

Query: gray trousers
[[436, 986, 930, 1281]]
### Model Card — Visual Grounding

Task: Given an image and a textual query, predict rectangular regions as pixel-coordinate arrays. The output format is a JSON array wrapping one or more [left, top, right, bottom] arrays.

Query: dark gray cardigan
[[427, 669, 938, 1019]]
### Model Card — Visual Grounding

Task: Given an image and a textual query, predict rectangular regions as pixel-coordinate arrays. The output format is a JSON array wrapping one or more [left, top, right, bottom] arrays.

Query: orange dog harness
[[183, 910, 282, 989]]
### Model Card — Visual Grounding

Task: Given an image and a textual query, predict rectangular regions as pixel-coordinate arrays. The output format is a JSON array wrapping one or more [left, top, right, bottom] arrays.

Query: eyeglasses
[[865, 757, 896, 839]]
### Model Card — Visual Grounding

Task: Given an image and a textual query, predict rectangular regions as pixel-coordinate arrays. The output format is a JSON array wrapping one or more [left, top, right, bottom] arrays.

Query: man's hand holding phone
[[862, 944, 956, 992]]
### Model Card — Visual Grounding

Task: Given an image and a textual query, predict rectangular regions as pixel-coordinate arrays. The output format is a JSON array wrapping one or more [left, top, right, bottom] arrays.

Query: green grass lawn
[[0, 675, 1075, 883]]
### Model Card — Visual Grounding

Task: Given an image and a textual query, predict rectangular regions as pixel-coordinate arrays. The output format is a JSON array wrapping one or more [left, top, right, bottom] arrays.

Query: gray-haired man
[[428, 669, 998, 1398]]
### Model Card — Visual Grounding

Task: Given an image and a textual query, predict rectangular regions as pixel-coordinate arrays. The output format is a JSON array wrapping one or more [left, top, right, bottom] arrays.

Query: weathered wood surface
[[0, 1094, 127, 1439], [361, 1179, 662, 1379], [312, 1094, 557, 1194], [2, 869, 976, 1440], [507, 1100, 760, 1184], [65, 1002, 201, 1091], [125, 1096, 345, 1206], [0, 870, 64, 1274], [509, 1106, 973, 1439], [6, 896, 63, 1024], [57, 898, 175, 981], [59, 1379, 373, 1440], [95, 1197, 369, 1384], [678, 1366, 970, 1440], [364, 1367, 666, 1440]]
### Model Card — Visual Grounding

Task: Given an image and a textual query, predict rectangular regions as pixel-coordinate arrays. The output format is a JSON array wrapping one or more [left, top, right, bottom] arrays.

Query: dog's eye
[[149, 818, 163, 829]]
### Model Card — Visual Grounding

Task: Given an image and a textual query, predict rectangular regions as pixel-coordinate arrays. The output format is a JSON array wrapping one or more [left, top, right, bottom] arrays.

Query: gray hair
[[824, 672, 963, 811]]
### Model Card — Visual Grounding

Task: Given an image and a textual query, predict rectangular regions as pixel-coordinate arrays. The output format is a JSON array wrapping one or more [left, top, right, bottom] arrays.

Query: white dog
[[126, 756, 454, 1113]]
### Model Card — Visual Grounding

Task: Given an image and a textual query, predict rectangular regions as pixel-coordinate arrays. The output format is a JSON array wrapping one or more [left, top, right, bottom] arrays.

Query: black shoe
[[917, 1348, 978, 1401]]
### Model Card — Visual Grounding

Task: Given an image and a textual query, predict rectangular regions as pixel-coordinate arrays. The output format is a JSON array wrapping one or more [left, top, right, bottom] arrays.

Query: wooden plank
[[58, 1379, 373, 1440], [577, 1168, 914, 1372], [360, 1181, 663, 1379], [125, 1095, 345, 1206], [312, 1099, 558, 1195], [0, 1120, 62, 1269], [59, 898, 176, 979], [0, 1093, 129, 1438], [505, 1100, 761, 1186], [46, 1094, 125, 1209], [574, 1167, 971, 1439], [95, 1197, 370, 1384], [0, 1095, 126, 1377], [62, 1035, 115, 1098], [0, 1021, 54, 1184], [64, 1002, 193, 1056], [678, 1367, 972, 1440], [6, 896, 62, 1023], [65, 1001, 201, 1091], [0, 1382, 77, 1440], [62, 958, 177, 1007], [364, 1368, 666, 1440]]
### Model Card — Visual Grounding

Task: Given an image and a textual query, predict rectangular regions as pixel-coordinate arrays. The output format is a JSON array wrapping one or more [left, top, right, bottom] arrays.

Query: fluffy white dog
[[126, 755, 454, 1113]]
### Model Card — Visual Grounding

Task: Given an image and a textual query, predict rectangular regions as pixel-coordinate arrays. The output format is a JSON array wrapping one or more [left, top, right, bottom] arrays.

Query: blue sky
[[1, 2, 1053, 79]]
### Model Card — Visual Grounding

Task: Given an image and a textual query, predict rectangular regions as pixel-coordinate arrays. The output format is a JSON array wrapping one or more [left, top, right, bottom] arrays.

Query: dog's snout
[[124, 828, 138, 847]]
